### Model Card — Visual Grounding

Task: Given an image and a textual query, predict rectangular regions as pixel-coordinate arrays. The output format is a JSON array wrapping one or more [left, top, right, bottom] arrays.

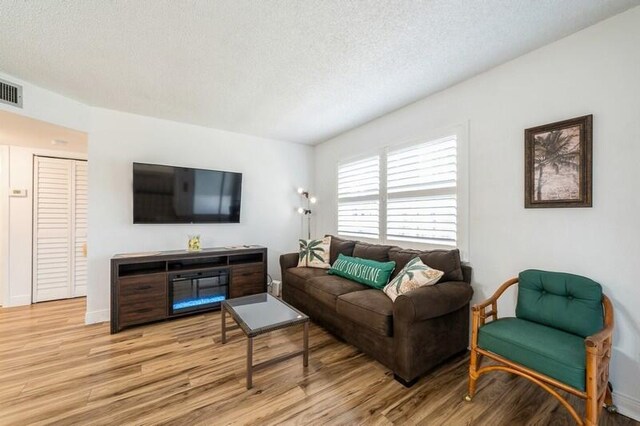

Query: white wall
[[0, 71, 90, 133], [0, 72, 312, 314], [314, 7, 640, 419], [86, 108, 313, 323]]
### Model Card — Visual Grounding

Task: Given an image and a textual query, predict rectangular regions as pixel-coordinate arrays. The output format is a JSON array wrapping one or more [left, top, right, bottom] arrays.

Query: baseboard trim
[[8, 294, 31, 306], [614, 391, 640, 421], [85, 309, 110, 325]]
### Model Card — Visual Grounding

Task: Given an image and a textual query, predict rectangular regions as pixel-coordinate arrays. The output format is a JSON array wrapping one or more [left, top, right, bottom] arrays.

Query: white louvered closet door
[[33, 157, 88, 302]]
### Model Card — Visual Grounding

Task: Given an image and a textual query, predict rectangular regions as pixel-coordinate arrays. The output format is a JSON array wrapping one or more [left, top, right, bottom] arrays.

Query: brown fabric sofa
[[280, 236, 473, 386]]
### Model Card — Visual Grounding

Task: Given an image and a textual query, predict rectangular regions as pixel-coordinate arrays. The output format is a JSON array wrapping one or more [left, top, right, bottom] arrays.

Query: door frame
[[31, 153, 87, 303], [0, 145, 9, 307]]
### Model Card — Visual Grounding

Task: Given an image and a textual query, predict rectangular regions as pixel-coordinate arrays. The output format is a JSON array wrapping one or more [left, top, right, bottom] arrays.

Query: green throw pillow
[[328, 254, 396, 289]]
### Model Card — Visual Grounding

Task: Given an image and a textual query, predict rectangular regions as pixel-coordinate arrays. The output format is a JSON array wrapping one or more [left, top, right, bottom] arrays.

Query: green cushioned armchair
[[466, 270, 615, 425]]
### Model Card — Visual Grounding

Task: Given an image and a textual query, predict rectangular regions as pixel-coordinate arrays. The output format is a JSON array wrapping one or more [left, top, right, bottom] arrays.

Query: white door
[[32, 156, 87, 302]]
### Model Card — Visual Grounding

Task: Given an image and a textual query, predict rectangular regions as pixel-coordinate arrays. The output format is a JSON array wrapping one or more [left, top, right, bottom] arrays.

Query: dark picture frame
[[525, 115, 592, 208]]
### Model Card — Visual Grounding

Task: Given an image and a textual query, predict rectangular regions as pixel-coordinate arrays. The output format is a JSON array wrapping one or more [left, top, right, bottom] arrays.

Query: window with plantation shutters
[[337, 155, 380, 239], [386, 136, 457, 246], [336, 134, 460, 248]]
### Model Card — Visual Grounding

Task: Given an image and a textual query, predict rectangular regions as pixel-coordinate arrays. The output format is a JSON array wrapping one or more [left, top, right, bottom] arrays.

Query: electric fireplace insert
[[169, 269, 229, 315]]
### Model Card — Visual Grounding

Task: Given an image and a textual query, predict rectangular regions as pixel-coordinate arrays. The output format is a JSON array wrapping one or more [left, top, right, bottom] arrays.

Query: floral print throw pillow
[[383, 257, 444, 301], [297, 237, 331, 269]]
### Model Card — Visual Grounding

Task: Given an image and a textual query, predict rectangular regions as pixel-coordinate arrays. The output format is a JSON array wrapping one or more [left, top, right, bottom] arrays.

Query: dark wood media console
[[111, 246, 267, 333]]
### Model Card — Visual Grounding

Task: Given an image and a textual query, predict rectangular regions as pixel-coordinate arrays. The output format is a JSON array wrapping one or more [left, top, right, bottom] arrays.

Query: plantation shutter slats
[[337, 200, 379, 239], [33, 157, 73, 301], [386, 195, 457, 245], [336, 135, 458, 247], [386, 136, 457, 246], [337, 156, 380, 239], [387, 137, 457, 193]]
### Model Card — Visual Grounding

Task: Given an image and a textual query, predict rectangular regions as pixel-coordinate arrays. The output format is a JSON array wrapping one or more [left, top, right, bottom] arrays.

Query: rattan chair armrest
[[585, 295, 614, 351], [585, 325, 613, 349], [472, 278, 518, 311]]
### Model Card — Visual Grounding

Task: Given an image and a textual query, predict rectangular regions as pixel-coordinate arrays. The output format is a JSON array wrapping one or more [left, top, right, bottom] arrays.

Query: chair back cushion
[[516, 269, 604, 337]]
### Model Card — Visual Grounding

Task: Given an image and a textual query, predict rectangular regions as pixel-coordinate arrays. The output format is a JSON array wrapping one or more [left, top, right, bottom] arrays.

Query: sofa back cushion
[[388, 248, 463, 282], [352, 242, 394, 262], [326, 235, 357, 264], [516, 269, 604, 338]]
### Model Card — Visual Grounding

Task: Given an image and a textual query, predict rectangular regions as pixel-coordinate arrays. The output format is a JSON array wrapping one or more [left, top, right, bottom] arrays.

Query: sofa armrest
[[279, 252, 299, 274], [394, 281, 473, 323], [461, 264, 472, 284]]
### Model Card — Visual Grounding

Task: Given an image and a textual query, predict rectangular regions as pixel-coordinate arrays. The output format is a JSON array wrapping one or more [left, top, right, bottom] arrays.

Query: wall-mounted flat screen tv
[[133, 162, 242, 224]]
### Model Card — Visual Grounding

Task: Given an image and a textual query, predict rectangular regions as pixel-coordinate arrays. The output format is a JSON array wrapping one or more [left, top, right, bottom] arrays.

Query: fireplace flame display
[[169, 270, 229, 315]]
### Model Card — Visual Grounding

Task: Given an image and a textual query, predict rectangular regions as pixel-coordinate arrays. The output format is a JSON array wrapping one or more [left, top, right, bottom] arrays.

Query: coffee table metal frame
[[221, 293, 309, 389]]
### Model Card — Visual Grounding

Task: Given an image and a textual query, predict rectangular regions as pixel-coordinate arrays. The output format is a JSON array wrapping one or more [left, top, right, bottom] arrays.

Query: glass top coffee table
[[221, 293, 309, 389]]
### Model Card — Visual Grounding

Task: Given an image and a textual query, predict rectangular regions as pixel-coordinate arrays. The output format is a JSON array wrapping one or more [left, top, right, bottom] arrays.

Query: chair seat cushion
[[285, 267, 329, 292], [478, 317, 586, 391], [337, 290, 393, 336], [307, 275, 369, 310]]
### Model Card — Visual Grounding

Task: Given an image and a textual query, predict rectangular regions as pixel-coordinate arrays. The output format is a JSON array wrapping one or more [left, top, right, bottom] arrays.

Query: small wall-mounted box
[[9, 189, 27, 197]]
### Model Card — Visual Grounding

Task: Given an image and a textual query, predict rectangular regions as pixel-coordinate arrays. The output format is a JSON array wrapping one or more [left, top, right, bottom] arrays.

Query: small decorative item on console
[[187, 235, 201, 252]]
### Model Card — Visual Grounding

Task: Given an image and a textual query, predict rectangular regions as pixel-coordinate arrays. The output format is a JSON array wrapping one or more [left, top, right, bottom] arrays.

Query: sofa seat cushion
[[478, 317, 586, 391], [285, 267, 329, 292], [337, 290, 393, 336], [307, 275, 369, 310]]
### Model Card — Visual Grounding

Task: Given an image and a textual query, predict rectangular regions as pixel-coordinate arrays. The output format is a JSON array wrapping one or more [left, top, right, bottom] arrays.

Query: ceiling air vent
[[0, 78, 23, 108]]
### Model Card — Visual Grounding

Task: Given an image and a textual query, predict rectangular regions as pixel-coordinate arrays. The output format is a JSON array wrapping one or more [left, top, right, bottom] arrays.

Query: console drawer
[[230, 263, 265, 297], [232, 263, 263, 276], [119, 304, 167, 325], [118, 273, 167, 325], [119, 273, 166, 298]]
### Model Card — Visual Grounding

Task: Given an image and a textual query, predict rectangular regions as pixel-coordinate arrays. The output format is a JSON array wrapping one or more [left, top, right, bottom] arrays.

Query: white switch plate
[[9, 188, 27, 197]]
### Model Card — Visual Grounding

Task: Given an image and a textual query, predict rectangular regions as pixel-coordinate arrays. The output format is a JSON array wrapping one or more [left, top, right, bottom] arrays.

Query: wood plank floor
[[0, 298, 636, 426]]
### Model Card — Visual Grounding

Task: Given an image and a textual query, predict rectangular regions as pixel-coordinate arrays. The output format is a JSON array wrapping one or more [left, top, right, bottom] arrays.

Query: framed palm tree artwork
[[525, 114, 592, 208]]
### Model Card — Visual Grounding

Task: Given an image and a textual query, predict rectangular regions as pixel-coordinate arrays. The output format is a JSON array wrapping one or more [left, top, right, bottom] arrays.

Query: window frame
[[335, 123, 469, 261]]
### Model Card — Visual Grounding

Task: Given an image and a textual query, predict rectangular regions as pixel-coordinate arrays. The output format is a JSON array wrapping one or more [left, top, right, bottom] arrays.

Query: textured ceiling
[[0, 1, 636, 144]]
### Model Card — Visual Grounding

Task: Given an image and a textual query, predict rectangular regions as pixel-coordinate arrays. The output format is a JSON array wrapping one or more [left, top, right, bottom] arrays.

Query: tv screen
[[133, 163, 242, 224]]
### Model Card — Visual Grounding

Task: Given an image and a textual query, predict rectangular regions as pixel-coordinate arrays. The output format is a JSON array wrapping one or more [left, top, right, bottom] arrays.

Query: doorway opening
[[0, 109, 87, 307]]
